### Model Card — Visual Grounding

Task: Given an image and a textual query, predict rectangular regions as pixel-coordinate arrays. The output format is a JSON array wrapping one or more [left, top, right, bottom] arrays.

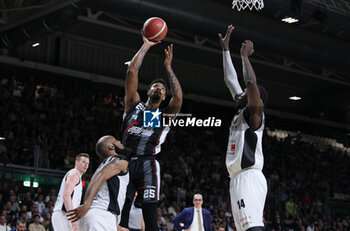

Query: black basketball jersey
[[122, 101, 170, 156]]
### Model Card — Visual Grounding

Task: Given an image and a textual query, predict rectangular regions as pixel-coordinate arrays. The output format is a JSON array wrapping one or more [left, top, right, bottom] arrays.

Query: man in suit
[[173, 193, 211, 231]]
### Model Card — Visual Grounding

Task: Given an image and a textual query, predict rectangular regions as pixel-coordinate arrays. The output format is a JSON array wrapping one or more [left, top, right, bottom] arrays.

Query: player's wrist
[[164, 64, 172, 70], [142, 43, 151, 50], [223, 46, 229, 51]]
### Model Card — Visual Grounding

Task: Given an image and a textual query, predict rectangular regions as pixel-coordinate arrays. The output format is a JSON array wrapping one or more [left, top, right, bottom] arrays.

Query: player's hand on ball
[[164, 44, 173, 68], [141, 29, 160, 47], [240, 40, 254, 57], [66, 204, 89, 222], [218, 24, 235, 51]]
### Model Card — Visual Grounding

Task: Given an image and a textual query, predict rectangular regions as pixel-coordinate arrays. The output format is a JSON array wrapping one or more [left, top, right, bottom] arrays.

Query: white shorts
[[52, 210, 74, 231], [80, 208, 119, 231], [229, 169, 267, 231]]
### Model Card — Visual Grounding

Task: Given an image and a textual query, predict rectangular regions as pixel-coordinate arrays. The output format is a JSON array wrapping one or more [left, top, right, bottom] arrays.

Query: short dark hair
[[76, 153, 89, 161], [95, 136, 113, 160], [16, 219, 26, 225], [148, 79, 168, 92]]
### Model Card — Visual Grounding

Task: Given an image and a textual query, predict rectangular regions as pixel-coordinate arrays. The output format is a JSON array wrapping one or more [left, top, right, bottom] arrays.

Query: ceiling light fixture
[[289, 96, 301, 101], [282, 17, 299, 23]]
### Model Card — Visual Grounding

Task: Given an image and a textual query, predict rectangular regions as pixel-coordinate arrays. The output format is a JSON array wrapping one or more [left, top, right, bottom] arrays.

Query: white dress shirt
[[190, 207, 205, 231]]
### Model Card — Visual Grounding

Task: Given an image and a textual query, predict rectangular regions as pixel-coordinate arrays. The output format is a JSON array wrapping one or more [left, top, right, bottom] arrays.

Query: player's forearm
[[165, 66, 183, 103], [241, 55, 257, 86], [83, 172, 105, 206], [63, 195, 74, 212], [223, 51, 243, 98], [128, 43, 150, 73]]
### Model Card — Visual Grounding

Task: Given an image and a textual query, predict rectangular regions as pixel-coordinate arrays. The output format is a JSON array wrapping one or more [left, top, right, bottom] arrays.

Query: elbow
[[127, 67, 138, 76], [224, 77, 231, 87], [245, 79, 256, 86], [62, 194, 70, 202], [174, 95, 183, 106]]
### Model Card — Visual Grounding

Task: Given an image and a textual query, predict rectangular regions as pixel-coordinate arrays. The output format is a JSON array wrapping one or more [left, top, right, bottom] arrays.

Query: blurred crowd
[[0, 72, 349, 231]]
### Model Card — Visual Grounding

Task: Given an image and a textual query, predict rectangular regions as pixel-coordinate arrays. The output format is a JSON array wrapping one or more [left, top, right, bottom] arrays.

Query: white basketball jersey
[[90, 155, 129, 215], [54, 169, 82, 212], [226, 109, 265, 178], [128, 204, 143, 229]]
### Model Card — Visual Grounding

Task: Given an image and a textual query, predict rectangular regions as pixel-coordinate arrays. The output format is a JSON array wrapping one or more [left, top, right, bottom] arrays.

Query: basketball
[[143, 17, 168, 42]]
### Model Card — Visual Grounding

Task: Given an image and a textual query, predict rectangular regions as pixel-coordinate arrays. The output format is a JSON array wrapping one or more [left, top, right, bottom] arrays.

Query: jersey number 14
[[237, 199, 245, 209]]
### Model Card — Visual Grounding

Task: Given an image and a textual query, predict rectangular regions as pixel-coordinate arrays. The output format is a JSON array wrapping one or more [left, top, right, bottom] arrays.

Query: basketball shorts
[[229, 169, 267, 231], [80, 208, 119, 231], [52, 210, 75, 231], [126, 156, 161, 205]]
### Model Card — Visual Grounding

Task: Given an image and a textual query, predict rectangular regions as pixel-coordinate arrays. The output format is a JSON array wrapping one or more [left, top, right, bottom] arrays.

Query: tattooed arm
[[124, 30, 159, 112], [163, 44, 183, 120]]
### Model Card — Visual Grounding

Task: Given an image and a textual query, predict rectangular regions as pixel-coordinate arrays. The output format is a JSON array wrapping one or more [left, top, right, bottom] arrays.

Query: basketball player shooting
[[218, 25, 268, 231], [119, 30, 183, 231]]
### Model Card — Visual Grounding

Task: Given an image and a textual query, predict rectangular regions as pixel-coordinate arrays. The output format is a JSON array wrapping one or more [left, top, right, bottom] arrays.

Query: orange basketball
[[143, 17, 168, 42]]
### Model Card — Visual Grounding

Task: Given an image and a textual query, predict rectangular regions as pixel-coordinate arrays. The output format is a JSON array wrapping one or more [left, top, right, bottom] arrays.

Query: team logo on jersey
[[143, 109, 162, 128], [231, 144, 236, 152]]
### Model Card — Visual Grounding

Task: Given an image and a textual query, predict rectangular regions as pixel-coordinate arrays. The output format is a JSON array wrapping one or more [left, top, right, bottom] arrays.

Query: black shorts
[[126, 156, 160, 206]]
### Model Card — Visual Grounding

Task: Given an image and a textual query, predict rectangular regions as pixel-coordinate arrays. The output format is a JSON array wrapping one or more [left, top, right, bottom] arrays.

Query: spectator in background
[[33, 188, 42, 201], [10, 219, 26, 231], [217, 223, 225, 231], [21, 192, 33, 209], [34, 196, 45, 215], [42, 213, 51, 231], [42, 201, 52, 216], [286, 197, 297, 217], [17, 212, 26, 225], [44, 190, 55, 204], [0, 194, 4, 211], [9, 196, 20, 215], [1, 183, 10, 203], [28, 214, 45, 231], [4, 202, 15, 224], [0, 215, 11, 231]]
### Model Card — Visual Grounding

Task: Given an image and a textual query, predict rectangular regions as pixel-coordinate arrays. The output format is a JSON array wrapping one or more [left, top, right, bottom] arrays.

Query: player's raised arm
[[125, 30, 160, 112], [218, 25, 244, 101], [66, 158, 128, 222], [163, 44, 183, 119], [240, 40, 263, 130]]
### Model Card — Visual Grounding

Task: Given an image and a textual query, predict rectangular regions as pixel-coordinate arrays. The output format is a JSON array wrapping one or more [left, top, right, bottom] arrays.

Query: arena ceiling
[[1, 0, 350, 126]]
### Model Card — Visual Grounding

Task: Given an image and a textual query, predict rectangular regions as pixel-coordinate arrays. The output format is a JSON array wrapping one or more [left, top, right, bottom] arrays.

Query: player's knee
[[246, 226, 265, 231]]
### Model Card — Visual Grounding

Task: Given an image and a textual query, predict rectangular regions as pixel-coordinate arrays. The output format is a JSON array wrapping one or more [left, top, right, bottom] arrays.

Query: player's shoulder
[[109, 155, 129, 170], [110, 155, 129, 163], [67, 169, 80, 178]]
